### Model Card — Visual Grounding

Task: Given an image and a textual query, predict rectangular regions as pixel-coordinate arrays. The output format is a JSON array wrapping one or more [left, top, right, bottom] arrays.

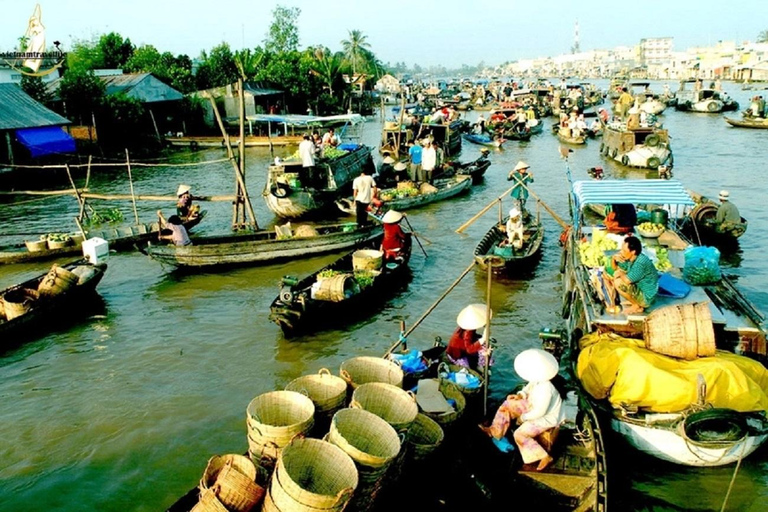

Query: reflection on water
[[0, 81, 767, 511]]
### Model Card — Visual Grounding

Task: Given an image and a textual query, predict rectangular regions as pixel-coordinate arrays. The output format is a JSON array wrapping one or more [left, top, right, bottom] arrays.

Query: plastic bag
[[682, 246, 721, 285]]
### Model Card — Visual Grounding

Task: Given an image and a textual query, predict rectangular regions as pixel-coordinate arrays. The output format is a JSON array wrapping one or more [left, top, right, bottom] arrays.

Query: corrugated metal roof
[[572, 179, 695, 208], [47, 72, 183, 103], [0, 83, 70, 130]]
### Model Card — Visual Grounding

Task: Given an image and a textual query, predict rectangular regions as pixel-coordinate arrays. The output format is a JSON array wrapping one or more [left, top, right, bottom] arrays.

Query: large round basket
[[352, 249, 383, 271], [199, 454, 265, 512], [271, 438, 358, 512], [246, 391, 315, 462], [340, 356, 403, 390], [329, 408, 401, 472], [350, 383, 418, 433], [285, 369, 347, 415], [407, 413, 444, 461], [2, 288, 38, 321], [644, 302, 715, 360], [37, 265, 79, 298], [314, 274, 357, 302], [438, 363, 484, 397], [421, 379, 466, 428], [191, 488, 229, 512]]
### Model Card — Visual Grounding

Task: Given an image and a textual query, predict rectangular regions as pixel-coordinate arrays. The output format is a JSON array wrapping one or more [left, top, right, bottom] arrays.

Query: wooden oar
[[383, 260, 477, 357], [509, 174, 569, 230], [403, 215, 428, 258], [455, 184, 517, 233], [482, 259, 492, 416]]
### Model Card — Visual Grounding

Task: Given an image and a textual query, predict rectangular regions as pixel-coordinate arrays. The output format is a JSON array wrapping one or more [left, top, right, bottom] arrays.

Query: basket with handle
[[198, 454, 265, 512], [37, 265, 79, 298], [190, 488, 229, 512], [406, 413, 445, 461], [350, 383, 418, 434], [340, 356, 403, 390], [246, 391, 315, 464], [420, 379, 466, 428], [285, 369, 348, 415], [328, 408, 401, 482], [271, 438, 358, 512], [1, 288, 38, 320]]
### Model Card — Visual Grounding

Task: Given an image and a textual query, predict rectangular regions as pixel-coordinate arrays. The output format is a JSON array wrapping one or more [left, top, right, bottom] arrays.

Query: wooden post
[[149, 108, 162, 144], [64, 164, 88, 223], [498, 198, 503, 224], [125, 149, 140, 225], [395, 94, 406, 160], [238, 78, 247, 227], [380, 94, 385, 121], [5, 132, 14, 165]]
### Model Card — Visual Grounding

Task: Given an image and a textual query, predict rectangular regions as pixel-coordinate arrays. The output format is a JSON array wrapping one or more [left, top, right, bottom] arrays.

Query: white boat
[[628, 81, 667, 115], [600, 123, 672, 170], [674, 79, 738, 113]]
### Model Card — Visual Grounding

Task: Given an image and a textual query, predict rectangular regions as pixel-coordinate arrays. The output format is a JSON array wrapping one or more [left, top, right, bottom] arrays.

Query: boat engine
[[587, 166, 604, 180]]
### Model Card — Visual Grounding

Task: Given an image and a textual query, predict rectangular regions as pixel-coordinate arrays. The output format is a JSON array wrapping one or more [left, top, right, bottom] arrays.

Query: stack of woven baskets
[[192, 454, 265, 512], [246, 391, 315, 469]]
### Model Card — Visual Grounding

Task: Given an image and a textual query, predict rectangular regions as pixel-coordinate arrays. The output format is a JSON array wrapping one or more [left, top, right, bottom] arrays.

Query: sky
[[0, 0, 766, 68]]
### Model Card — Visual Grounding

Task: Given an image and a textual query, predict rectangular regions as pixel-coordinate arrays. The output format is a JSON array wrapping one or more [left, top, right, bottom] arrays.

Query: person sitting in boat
[[504, 208, 525, 250], [604, 203, 637, 234], [714, 190, 742, 233], [376, 154, 397, 188], [175, 185, 198, 222], [447, 304, 492, 371], [479, 348, 564, 471], [574, 114, 588, 137], [588, 117, 602, 137], [507, 161, 534, 213], [157, 211, 191, 246], [474, 114, 487, 134], [322, 128, 340, 148], [605, 236, 658, 315], [380, 210, 410, 262]]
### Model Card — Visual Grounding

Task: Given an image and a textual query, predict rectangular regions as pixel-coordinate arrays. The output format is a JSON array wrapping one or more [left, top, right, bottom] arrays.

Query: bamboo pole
[[509, 174, 569, 229], [149, 108, 162, 143], [0, 189, 89, 197], [63, 164, 88, 223], [238, 78, 247, 227], [483, 260, 492, 416], [395, 94, 406, 160], [403, 215, 427, 258], [125, 149, 140, 225], [79, 193, 236, 201], [455, 184, 517, 233], [383, 260, 476, 357]]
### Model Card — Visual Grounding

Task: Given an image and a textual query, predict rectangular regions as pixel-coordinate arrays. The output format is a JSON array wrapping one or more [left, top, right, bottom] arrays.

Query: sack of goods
[[682, 246, 722, 285]]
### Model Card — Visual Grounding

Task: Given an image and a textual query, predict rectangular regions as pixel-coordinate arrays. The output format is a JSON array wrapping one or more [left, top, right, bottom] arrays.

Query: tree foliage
[[98, 32, 134, 69], [58, 69, 106, 124], [20, 75, 52, 106], [759, 30, 768, 43], [196, 43, 240, 90], [264, 6, 301, 54], [341, 30, 371, 76], [124, 44, 195, 93]]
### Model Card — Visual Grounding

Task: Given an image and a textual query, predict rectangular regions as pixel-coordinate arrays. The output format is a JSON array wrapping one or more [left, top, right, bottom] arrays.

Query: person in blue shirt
[[408, 141, 422, 182]]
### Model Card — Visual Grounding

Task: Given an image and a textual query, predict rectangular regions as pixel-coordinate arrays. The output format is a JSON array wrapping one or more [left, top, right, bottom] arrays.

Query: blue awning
[[572, 179, 695, 209], [15, 126, 76, 158]]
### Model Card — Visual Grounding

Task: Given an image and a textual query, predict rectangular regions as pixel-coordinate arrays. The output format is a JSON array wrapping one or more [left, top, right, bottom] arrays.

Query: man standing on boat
[[606, 236, 658, 315], [616, 87, 634, 119], [508, 161, 534, 214], [407, 141, 422, 182], [352, 169, 376, 228], [421, 140, 437, 184], [715, 190, 741, 233]]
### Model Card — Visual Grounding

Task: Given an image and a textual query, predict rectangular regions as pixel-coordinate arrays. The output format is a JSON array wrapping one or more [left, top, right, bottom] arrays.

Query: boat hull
[[725, 117, 768, 129], [378, 175, 472, 212], [473, 218, 544, 275]]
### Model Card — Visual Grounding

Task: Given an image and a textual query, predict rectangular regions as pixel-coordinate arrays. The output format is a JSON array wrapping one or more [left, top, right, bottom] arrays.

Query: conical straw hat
[[513, 161, 530, 172], [382, 210, 403, 224], [456, 304, 491, 331], [176, 184, 191, 196], [514, 349, 559, 382]]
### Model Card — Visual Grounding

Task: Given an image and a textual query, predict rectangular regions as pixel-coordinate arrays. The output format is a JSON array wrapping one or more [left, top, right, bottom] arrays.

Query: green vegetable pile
[[578, 230, 618, 268], [654, 247, 673, 271], [323, 147, 349, 159], [40, 233, 71, 243], [354, 270, 376, 289], [85, 208, 124, 227], [318, 269, 342, 279]]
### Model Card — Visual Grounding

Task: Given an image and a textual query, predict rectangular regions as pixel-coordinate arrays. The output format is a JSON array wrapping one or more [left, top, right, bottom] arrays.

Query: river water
[[0, 80, 766, 512]]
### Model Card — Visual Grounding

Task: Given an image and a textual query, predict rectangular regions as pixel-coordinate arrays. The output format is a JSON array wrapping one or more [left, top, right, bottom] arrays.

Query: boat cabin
[[603, 124, 668, 152], [676, 80, 724, 104]]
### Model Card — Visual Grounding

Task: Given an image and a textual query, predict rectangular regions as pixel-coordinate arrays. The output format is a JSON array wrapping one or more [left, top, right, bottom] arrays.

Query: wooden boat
[[724, 116, 768, 129], [443, 153, 491, 184], [560, 179, 768, 467], [377, 175, 472, 212], [556, 127, 586, 145], [263, 144, 375, 219], [268, 234, 412, 335], [600, 123, 672, 170], [681, 191, 748, 247], [0, 214, 205, 266], [165, 135, 302, 149], [674, 79, 739, 113], [0, 260, 107, 340], [140, 222, 383, 269], [462, 132, 504, 148], [473, 213, 544, 275]]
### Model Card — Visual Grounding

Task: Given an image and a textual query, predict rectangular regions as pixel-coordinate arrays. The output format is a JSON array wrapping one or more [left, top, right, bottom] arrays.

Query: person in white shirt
[[480, 349, 564, 471], [505, 208, 524, 250], [352, 169, 376, 228], [421, 140, 437, 183], [298, 135, 315, 168]]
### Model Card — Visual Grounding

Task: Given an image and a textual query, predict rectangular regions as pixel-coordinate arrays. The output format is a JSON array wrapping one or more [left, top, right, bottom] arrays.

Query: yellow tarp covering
[[576, 333, 768, 413]]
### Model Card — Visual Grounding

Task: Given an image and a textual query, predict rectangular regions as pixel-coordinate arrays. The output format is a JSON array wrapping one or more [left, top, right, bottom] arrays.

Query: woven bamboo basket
[[328, 408, 401, 470], [340, 356, 403, 390], [2, 288, 38, 320], [406, 413, 444, 461], [644, 302, 716, 360], [271, 438, 358, 512], [421, 379, 466, 427], [37, 265, 79, 298], [438, 363, 485, 397], [191, 488, 229, 512], [199, 454, 265, 512], [246, 391, 315, 462], [285, 369, 347, 414], [352, 250, 383, 271], [314, 274, 356, 302], [25, 240, 47, 252], [350, 383, 418, 433]]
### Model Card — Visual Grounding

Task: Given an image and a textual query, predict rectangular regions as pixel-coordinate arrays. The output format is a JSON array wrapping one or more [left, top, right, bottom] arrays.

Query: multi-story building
[[640, 37, 674, 67]]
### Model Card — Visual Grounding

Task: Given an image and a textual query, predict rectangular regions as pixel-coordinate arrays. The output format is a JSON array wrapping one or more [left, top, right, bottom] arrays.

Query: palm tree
[[234, 48, 264, 81], [341, 30, 371, 76], [309, 47, 344, 96]]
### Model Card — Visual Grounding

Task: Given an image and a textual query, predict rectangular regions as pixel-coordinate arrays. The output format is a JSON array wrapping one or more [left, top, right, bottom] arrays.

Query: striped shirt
[[625, 253, 658, 304]]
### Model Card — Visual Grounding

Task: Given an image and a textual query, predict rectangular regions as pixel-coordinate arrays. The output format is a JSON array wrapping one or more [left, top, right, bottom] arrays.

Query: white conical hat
[[509, 208, 521, 218], [382, 156, 395, 164], [457, 304, 492, 331], [177, 184, 191, 196], [514, 161, 530, 172], [514, 349, 559, 382], [382, 210, 403, 224], [718, 190, 730, 200], [394, 162, 407, 171]]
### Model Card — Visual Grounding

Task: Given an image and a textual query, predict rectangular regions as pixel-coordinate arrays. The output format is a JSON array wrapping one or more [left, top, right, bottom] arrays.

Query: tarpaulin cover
[[576, 332, 768, 413], [15, 126, 75, 157]]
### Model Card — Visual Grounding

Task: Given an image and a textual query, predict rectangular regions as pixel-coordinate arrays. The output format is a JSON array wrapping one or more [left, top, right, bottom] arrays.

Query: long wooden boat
[[0, 260, 107, 340], [681, 191, 748, 247], [263, 144, 375, 219], [165, 135, 302, 149], [140, 222, 382, 269], [377, 175, 472, 212], [556, 127, 586, 145], [445, 154, 491, 184], [462, 133, 504, 149], [560, 179, 768, 467], [600, 124, 672, 170], [473, 214, 544, 275], [268, 234, 412, 335], [724, 117, 768, 129], [0, 214, 205, 266]]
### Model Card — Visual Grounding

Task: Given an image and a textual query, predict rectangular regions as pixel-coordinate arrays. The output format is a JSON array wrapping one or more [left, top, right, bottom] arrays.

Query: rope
[[719, 441, 748, 512], [2, 157, 232, 170]]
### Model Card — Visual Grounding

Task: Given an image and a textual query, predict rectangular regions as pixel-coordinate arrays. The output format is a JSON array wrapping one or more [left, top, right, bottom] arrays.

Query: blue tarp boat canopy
[[15, 126, 76, 157], [572, 179, 695, 209]]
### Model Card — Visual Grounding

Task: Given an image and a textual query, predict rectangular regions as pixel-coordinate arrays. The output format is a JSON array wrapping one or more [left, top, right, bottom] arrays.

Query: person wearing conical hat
[[377, 153, 397, 188], [446, 304, 493, 371], [480, 348, 564, 471], [175, 184, 198, 222], [380, 210, 410, 262], [507, 161, 534, 214], [505, 208, 524, 250]]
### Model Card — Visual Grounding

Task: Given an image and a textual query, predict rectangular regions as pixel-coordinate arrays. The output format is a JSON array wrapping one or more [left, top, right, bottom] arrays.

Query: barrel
[[246, 391, 315, 464], [266, 438, 358, 512], [2, 288, 38, 320], [650, 208, 669, 227], [37, 265, 79, 298], [350, 383, 418, 434], [352, 250, 383, 272], [643, 302, 716, 360], [313, 274, 357, 302], [340, 356, 403, 390]]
